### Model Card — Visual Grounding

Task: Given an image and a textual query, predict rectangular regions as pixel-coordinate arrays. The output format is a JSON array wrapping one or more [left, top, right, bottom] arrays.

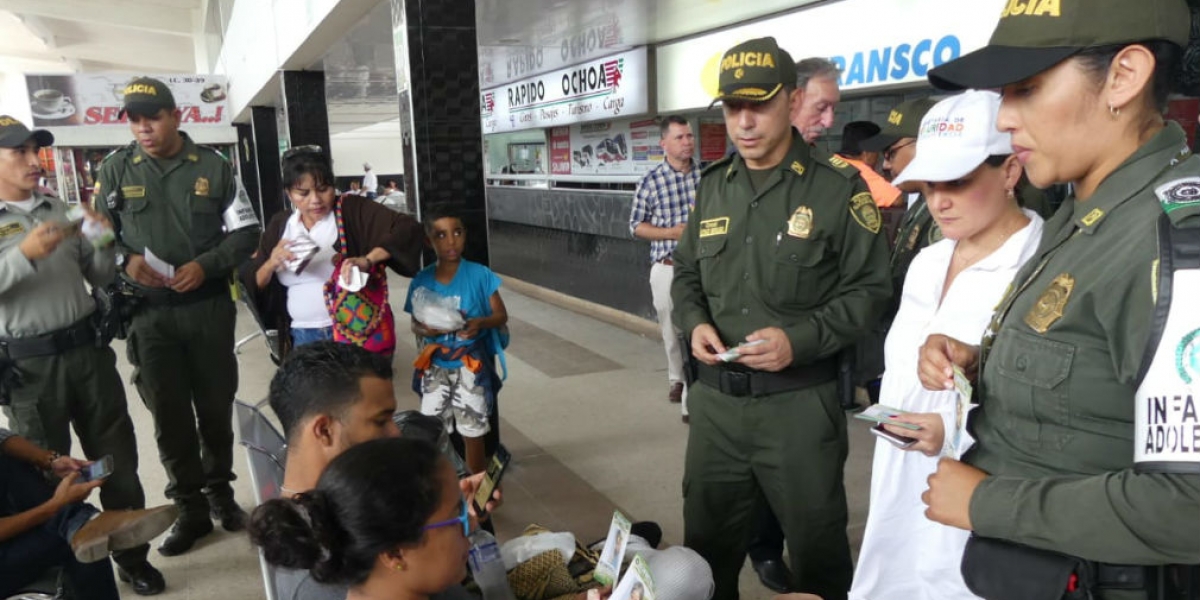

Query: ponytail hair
[[248, 437, 445, 585]]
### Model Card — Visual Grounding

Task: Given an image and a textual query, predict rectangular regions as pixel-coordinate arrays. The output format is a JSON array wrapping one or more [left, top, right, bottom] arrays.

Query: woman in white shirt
[[850, 90, 1044, 600]]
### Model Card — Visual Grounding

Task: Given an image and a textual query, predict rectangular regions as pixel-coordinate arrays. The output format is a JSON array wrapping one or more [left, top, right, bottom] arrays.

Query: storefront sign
[[481, 47, 648, 134], [655, 0, 1005, 112], [478, 13, 625, 88], [24, 73, 231, 129]]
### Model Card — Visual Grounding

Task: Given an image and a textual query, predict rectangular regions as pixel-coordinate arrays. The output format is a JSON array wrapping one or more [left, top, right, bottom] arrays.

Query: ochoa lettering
[[563, 65, 612, 96], [507, 81, 546, 108], [832, 35, 961, 87]]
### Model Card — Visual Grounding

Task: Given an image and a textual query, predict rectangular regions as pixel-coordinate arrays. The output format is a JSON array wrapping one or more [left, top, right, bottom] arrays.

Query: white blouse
[[850, 208, 1043, 600], [276, 210, 338, 329]]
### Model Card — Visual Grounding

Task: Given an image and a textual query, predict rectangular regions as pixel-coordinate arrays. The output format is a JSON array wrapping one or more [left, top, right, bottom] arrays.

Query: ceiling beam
[[2, 0, 195, 36], [54, 40, 195, 72]]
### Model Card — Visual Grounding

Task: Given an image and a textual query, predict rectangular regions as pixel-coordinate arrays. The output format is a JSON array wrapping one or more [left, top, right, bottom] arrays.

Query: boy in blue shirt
[[404, 210, 507, 474]]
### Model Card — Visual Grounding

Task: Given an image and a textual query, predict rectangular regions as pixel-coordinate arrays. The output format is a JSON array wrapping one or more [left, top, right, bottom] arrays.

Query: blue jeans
[[0, 455, 120, 599], [291, 326, 333, 348]]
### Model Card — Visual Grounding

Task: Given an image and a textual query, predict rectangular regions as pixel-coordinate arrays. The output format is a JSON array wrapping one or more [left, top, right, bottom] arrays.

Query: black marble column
[[281, 71, 331, 151], [250, 106, 284, 218], [234, 123, 264, 222], [391, 0, 489, 265]]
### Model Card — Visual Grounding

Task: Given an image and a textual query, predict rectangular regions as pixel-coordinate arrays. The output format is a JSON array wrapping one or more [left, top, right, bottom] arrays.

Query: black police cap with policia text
[[710, 37, 798, 107], [119, 77, 177, 119], [859, 98, 938, 153], [0, 115, 54, 149], [929, 0, 1192, 90]]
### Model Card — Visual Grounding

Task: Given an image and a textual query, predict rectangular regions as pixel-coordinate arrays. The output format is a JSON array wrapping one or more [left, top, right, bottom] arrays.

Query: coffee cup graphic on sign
[[30, 88, 75, 121]]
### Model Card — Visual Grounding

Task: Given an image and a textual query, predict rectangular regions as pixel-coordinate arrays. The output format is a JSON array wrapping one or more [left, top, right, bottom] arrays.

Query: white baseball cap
[[892, 90, 1012, 186]]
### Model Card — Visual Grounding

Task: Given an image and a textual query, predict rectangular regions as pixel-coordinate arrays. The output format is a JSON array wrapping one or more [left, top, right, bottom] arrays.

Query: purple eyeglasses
[[421, 495, 471, 537]]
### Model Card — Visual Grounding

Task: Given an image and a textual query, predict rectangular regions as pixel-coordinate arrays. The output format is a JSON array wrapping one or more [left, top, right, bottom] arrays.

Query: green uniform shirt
[[672, 132, 892, 367], [94, 132, 259, 285], [0, 191, 116, 338], [968, 122, 1200, 566]]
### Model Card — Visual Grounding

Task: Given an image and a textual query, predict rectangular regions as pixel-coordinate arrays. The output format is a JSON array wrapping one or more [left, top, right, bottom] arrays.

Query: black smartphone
[[870, 424, 918, 449], [472, 445, 511, 517], [79, 455, 114, 482]]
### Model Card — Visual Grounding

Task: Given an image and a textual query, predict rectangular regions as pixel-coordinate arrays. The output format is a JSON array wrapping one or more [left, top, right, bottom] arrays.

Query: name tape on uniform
[[699, 217, 729, 238]]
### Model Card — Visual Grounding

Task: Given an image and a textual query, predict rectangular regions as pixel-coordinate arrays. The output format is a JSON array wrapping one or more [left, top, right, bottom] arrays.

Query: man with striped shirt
[[629, 115, 699, 422]]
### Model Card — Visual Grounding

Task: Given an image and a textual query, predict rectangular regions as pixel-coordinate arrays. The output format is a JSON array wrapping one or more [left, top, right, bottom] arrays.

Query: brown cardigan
[[238, 194, 423, 359]]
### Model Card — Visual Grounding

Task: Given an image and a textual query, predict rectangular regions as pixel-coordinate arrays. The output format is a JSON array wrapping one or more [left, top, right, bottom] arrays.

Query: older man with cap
[[0, 115, 169, 594], [672, 37, 891, 600], [94, 77, 261, 559]]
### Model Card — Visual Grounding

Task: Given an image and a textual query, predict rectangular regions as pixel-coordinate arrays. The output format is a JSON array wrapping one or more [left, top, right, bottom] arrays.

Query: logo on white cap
[[892, 90, 1013, 186]]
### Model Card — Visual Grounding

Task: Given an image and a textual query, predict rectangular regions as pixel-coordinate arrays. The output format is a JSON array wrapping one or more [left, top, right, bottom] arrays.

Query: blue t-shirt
[[404, 260, 502, 369]]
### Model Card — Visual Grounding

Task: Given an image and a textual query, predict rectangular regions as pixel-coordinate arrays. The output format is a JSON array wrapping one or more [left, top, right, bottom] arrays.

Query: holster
[[962, 535, 1095, 600], [92, 280, 143, 343], [0, 355, 21, 407]]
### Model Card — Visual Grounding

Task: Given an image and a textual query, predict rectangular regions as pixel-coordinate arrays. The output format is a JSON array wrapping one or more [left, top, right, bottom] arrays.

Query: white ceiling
[[0, 0, 199, 74]]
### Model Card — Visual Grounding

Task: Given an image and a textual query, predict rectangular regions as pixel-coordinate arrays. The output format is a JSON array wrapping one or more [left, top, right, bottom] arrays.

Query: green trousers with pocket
[[683, 379, 853, 600]]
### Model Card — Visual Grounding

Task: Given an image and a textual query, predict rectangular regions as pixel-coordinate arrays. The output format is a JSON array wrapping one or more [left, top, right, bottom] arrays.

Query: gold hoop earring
[[1109, 103, 1121, 119]]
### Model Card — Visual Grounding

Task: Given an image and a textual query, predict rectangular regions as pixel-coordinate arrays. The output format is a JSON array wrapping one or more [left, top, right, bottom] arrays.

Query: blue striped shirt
[[629, 160, 700, 263]]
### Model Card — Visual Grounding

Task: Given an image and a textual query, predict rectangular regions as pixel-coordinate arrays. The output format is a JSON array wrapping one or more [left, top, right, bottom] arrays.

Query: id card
[[594, 511, 632, 586], [853, 404, 922, 431], [610, 554, 656, 600], [947, 365, 976, 458]]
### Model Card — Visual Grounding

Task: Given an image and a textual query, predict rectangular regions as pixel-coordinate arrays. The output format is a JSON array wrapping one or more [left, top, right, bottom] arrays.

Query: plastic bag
[[500, 531, 576, 571], [411, 287, 466, 331]]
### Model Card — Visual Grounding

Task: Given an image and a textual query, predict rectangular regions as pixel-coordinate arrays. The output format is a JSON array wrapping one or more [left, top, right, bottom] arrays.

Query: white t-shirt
[[850, 209, 1043, 600], [362, 171, 378, 193], [1, 198, 38, 212], [276, 211, 337, 329]]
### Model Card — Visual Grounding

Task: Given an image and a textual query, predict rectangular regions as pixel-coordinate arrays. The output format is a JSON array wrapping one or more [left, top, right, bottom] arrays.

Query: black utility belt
[[0, 317, 96, 360], [133, 280, 227, 308], [694, 358, 837, 397]]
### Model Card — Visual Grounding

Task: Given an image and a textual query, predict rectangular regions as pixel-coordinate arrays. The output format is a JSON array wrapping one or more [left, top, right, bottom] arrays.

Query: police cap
[[710, 37, 797, 108], [0, 115, 54, 149], [929, 0, 1192, 90], [119, 77, 177, 119], [860, 97, 938, 153]]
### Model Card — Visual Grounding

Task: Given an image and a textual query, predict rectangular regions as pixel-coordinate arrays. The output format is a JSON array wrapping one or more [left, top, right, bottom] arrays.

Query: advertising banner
[[564, 118, 659, 176], [481, 47, 648, 134], [24, 73, 231, 129]]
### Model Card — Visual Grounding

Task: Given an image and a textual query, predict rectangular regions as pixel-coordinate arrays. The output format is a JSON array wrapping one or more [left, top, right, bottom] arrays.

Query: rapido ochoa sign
[[481, 47, 648, 134]]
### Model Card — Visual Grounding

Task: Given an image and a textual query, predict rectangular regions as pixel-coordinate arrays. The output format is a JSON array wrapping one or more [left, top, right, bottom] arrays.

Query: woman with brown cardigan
[[240, 147, 422, 359]]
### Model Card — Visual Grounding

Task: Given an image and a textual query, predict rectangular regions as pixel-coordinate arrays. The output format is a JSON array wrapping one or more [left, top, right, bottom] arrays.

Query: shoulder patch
[[1156, 177, 1200, 214], [849, 192, 882, 234]]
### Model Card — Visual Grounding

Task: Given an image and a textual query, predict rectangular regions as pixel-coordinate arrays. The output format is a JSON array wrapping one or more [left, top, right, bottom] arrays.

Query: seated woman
[[849, 90, 1044, 600], [249, 437, 475, 600], [242, 146, 422, 356]]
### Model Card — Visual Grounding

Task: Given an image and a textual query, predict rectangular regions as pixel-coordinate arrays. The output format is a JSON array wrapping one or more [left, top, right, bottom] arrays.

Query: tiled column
[[249, 106, 284, 218], [390, 0, 489, 264], [281, 71, 331, 151]]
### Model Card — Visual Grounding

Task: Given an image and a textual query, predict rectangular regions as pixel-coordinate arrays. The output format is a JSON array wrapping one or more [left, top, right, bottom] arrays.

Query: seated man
[[269, 342, 711, 600], [268, 341, 492, 600], [0, 428, 176, 599]]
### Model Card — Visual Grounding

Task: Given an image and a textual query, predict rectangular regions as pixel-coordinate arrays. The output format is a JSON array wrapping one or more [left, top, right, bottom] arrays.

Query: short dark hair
[[1075, 40, 1181, 114], [248, 437, 444, 585], [837, 121, 882, 157], [795, 57, 841, 91], [659, 115, 689, 139], [421, 205, 465, 236], [281, 149, 335, 191], [268, 341, 393, 442]]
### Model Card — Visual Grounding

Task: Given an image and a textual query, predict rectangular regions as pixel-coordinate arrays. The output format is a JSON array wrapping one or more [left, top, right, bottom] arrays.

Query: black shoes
[[210, 498, 249, 532], [157, 514, 214, 557], [751, 557, 795, 594], [118, 561, 167, 596]]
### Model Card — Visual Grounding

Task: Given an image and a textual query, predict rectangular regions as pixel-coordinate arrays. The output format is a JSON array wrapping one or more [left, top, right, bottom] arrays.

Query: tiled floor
[[2, 275, 879, 599]]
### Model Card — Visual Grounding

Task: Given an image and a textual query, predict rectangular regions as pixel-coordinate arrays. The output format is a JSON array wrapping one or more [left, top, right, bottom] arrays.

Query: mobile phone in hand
[[79, 455, 114, 482], [472, 445, 511, 517], [870, 424, 917, 449]]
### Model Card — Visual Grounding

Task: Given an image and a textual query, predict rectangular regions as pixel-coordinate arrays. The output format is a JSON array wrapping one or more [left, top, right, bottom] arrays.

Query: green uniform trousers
[[2, 343, 149, 570], [126, 295, 238, 516], [684, 379, 852, 600]]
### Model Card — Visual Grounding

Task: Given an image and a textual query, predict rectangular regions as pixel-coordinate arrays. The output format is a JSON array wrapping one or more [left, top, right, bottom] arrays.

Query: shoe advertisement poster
[[594, 510, 633, 586], [567, 118, 661, 176]]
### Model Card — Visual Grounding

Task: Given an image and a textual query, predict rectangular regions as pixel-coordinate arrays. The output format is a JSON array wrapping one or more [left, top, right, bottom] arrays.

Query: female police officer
[[915, 1, 1200, 599]]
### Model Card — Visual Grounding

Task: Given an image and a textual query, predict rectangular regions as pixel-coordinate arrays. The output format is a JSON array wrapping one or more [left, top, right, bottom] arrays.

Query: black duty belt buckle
[[722, 371, 752, 397]]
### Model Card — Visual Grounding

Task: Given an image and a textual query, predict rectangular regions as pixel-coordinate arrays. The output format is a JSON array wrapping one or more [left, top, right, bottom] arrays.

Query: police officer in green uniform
[[95, 78, 261, 558], [0, 116, 167, 595], [912, 2, 1200, 599], [672, 38, 892, 600]]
